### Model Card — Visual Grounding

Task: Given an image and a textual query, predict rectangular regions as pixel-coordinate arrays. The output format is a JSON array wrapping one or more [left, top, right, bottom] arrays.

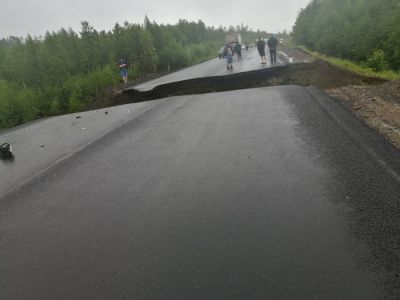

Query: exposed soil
[[256, 59, 385, 89]]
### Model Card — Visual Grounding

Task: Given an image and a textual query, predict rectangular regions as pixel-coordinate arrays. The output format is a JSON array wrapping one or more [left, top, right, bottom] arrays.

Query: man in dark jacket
[[235, 43, 242, 59], [256, 38, 266, 64], [267, 35, 279, 64]]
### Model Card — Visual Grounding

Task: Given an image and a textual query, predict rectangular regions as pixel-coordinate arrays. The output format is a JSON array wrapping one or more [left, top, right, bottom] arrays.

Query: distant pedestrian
[[118, 58, 128, 83], [225, 45, 233, 69], [245, 42, 249, 51], [235, 43, 242, 59], [268, 35, 279, 64], [257, 38, 266, 64]]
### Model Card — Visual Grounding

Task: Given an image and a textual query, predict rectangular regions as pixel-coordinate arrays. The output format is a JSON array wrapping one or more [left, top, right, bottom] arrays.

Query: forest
[[0, 18, 263, 129], [292, 0, 400, 72]]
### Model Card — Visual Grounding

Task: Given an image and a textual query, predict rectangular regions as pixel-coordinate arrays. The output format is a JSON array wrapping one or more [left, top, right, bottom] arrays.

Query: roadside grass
[[297, 46, 400, 81]]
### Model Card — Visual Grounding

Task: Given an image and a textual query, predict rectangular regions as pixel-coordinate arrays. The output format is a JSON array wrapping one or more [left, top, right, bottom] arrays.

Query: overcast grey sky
[[0, 0, 310, 39]]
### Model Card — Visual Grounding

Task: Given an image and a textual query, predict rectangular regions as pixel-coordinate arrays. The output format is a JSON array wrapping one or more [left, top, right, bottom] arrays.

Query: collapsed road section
[[118, 61, 384, 104]]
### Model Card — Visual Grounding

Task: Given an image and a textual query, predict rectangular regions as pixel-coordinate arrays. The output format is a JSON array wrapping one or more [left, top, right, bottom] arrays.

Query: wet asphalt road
[[130, 47, 282, 92], [0, 102, 158, 198], [1, 86, 400, 299]]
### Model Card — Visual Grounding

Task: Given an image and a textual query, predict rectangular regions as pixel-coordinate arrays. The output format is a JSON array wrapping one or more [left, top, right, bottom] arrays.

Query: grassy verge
[[297, 46, 400, 81]]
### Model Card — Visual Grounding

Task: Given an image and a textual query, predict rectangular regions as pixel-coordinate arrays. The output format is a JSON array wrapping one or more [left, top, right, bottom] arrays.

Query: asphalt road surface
[[1, 86, 400, 299], [130, 47, 282, 92], [0, 101, 159, 198]]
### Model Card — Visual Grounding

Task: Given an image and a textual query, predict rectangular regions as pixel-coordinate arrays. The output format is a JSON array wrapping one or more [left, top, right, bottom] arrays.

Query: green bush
[[0, 81, 38, 127], [64, 65, 119, 113], [366, 49, 388, 71], [0, 65, 119, 128], [158, 41, 191, 71]]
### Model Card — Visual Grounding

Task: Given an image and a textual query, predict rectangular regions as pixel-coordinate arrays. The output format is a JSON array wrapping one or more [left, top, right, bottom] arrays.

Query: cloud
[[0, 0, 310, 38]]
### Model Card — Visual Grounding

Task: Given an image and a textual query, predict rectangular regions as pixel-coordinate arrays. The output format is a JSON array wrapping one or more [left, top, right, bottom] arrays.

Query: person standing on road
[[225, 45, 233, 69], [268, 35, 279, 65], [256, 38, 266, 64], [236, 43, 242, 59], [118, 58, 128, 83]]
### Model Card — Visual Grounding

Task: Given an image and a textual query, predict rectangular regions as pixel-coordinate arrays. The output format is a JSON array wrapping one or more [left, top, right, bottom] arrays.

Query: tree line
[[292, 0, 400, 72], [0, 19, 261, 129]]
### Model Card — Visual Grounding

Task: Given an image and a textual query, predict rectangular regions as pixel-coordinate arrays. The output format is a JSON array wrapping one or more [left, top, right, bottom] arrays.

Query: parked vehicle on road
[[225, 33, 242, 56], [225, 33, 242, 45]]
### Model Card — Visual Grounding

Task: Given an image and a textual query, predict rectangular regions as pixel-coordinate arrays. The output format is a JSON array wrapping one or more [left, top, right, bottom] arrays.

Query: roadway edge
[[305, 86, 400, 184]]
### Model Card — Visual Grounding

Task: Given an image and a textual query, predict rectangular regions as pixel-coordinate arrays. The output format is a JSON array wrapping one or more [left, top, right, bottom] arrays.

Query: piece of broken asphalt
[[0, 143, 13, 159]]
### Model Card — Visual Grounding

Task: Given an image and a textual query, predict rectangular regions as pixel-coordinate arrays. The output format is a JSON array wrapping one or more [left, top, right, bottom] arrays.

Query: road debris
[[0, 143, 13, 159]]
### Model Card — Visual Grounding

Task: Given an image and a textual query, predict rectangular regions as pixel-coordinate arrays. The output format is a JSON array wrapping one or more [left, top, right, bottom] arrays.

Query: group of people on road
[[257, 35, 278, 65], [119, 35, 279, 81], [223, 35, 279, 69]]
